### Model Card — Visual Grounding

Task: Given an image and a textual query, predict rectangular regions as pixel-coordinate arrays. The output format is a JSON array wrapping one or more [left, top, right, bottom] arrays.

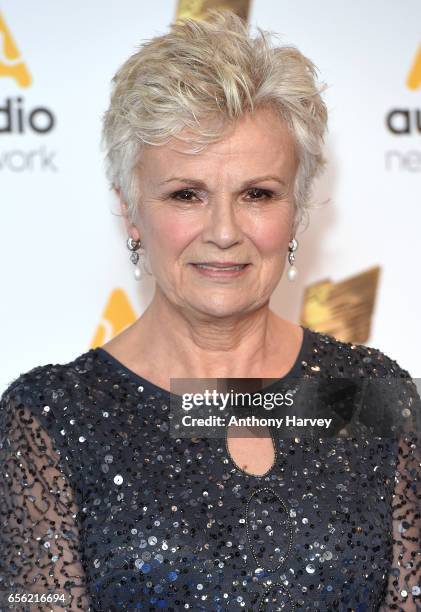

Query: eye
[[169, 187, 275, 202], [170, 189, 198, 201], [245, 188, 274, 200]]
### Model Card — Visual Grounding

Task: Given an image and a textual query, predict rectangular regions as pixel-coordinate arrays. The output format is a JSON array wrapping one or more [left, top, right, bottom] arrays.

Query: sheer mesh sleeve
[[378, 374, 421, 611], [0, 394, 91, 611]]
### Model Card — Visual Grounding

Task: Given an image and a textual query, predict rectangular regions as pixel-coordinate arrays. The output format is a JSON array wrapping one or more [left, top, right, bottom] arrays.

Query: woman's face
[[125, 106, 299, 319]]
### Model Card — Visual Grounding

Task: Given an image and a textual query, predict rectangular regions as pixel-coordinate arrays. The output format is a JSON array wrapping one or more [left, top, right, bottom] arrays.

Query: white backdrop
[[1, 0, 420, 392]]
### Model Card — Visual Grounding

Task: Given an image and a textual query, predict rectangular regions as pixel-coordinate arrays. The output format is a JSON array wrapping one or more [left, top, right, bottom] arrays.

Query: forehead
[[137, 107, 297, 180]]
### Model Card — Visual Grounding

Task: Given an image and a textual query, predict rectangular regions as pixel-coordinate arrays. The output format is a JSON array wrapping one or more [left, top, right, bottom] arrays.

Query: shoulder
[[307, 327, 413, 379], [308, 328, 421, 434], [0, 349, 99, 439], [0, 351, 99, 494], [0, 349, 96, 409]]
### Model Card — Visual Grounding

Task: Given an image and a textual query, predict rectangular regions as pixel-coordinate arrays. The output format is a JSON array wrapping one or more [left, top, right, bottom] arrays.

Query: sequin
[[0, 325, 420, 611]]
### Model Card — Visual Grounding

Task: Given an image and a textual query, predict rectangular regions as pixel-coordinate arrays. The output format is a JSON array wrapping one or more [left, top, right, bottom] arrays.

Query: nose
[[201, 197, 243, 249]]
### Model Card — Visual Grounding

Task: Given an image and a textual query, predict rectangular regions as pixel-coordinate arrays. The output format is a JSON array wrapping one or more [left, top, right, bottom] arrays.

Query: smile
[[190, 263, 251, 278], [195, 264, 246, 270]]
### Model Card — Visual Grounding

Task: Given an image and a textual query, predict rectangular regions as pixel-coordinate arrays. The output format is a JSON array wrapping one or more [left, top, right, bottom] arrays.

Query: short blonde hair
[[101, 9, 328, 232]]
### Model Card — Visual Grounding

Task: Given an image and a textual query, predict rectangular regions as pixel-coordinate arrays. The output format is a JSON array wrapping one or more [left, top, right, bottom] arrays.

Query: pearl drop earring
[[126, 237, 143, 281], [287, 238, 298, 281]]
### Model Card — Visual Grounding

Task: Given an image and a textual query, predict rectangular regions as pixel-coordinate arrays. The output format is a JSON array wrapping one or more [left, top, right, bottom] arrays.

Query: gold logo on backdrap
[[175, 0, 251, 21], [300, 266, 380, 345], [0, 12, 32, 87], [407, 44, 421, 90], [90, 289, 137, 348]]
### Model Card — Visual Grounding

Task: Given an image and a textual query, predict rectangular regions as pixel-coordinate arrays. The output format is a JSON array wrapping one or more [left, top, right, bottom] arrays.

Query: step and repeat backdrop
[[1, 0, 420, 389]]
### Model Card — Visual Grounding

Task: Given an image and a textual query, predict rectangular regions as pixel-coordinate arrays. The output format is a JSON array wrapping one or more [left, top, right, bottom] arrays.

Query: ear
[[113, 187, 140, 240]]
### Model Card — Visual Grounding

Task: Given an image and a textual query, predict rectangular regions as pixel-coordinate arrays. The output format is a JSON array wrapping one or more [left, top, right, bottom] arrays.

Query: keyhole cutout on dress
[[225, 424, 276, 476]]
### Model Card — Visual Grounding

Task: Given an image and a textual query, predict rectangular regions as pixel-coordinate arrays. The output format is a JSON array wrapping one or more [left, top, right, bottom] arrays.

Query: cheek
[[250, 217, 292, 256], [147, 214, 198, 257]]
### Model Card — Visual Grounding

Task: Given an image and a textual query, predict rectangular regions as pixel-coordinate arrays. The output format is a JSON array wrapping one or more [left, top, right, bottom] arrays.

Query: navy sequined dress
[[0, 326, 420, 611]]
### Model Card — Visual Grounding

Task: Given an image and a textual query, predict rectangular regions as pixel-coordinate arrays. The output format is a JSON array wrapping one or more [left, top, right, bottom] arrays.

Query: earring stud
[[126, 237, 143, 281]]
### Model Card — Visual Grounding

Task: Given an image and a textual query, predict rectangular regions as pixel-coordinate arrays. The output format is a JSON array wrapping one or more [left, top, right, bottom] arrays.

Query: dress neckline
[[92, 324, 312, 401]]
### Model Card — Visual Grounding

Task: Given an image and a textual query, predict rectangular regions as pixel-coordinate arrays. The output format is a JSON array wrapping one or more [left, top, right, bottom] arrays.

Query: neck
[[127, 288, 295, 379]]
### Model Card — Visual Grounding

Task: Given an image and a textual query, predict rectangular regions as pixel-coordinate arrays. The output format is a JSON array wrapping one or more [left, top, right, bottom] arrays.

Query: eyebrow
[[159, 175, 287, 188]]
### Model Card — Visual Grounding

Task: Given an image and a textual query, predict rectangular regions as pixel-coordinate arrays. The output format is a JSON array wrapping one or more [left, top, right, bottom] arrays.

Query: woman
[[0, 10, 419, 612]]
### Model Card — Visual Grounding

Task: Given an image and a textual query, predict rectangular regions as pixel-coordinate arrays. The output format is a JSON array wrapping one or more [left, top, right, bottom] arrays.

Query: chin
[[189, 298, 253, 319]]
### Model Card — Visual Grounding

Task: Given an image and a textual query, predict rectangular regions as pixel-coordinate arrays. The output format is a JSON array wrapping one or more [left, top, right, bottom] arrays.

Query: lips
[[190, 261, 251, 278], [193, 264, 247, 270], [191, 262, 249, 269]]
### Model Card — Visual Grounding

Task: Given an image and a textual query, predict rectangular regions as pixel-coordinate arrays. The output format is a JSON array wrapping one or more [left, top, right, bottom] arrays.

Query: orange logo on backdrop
[[300, 266, 381, 345], [175, 0, 251, 22], [407, 44, 421, 90], [0, 11, 32, 87], [90, 289, 137, 348]]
